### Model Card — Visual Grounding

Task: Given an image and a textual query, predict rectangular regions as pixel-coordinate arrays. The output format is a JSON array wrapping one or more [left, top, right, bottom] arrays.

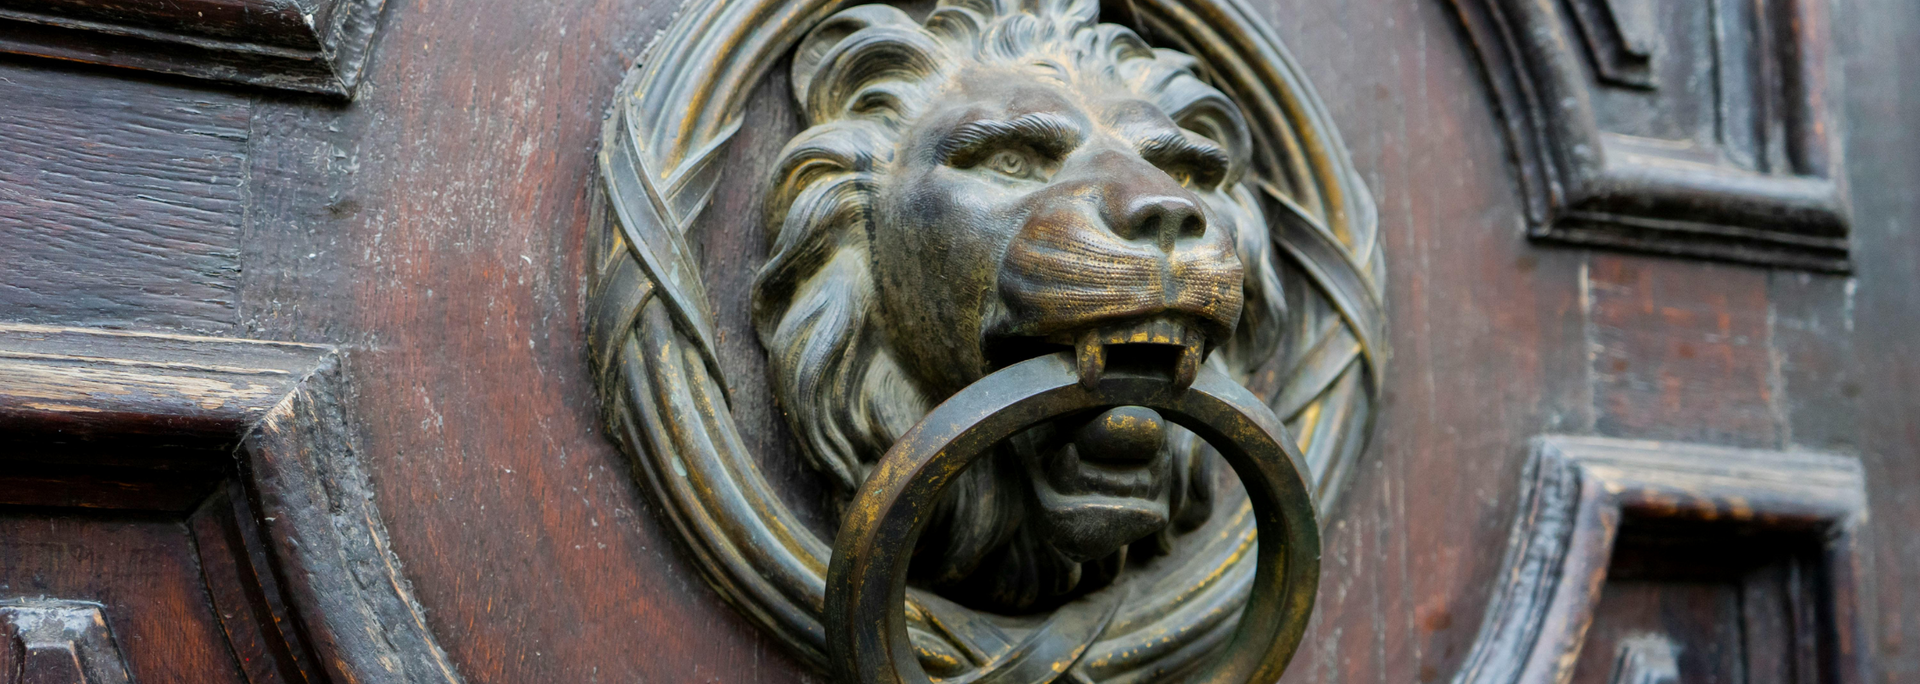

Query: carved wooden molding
[[0, 600, 134, 683], [0, 323, 463, 684], [1447, 0, 1851, 271], [1451, 435, 1870, 684], [1603, 635, 1679, 684], [0, 0, 387, 97]]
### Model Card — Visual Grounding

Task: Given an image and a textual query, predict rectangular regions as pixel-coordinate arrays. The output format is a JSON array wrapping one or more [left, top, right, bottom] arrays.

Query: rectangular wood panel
[[1451, 436, 1868, 684], [1587, 254, 1781, 447], [0, 65, 248, 335]]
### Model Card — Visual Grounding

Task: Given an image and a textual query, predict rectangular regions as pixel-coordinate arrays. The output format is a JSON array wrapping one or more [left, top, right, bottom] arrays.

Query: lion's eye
[[984, 149, 1039, 180]]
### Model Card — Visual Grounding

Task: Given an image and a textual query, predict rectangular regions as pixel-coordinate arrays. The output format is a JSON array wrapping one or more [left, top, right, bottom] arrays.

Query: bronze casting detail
[[589, 0, 1385, 679], [824, 352, 1319, 684], [754, 0, 1287, 614]]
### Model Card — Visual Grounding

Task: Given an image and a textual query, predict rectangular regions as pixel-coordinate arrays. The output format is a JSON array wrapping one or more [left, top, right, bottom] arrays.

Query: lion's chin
[[1029, 489, 1170, 562], [1018, 405, 1175, 563]]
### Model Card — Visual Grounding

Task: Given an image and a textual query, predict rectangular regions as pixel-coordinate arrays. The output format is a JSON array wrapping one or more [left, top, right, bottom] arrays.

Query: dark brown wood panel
[[1442, 0, 1851, 270], [1570, 580, 1743, 684], [1587, 254, 1781, 447], [0, 511, 249, 684], [1251, 0, 1595, 680], [1570, 527, 1831, 684], [0, 325, 461, 684], [190, 483, 317, 684], [1, 0, 317, 46], [1448, 437, 1867, 684], [0, 64, 247, 336], [1769, 271, 1861, 452]]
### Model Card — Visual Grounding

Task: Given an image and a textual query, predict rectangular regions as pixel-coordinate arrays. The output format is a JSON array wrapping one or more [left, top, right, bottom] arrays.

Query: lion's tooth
[[1174, 337, 1202, 392], [1075, 331, 1106, 390]]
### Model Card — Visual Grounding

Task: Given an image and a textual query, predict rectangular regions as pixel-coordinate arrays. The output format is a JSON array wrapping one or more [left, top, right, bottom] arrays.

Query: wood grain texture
[[0, 65, 247, 336], [0, 0, 389, 97], [1240, 0, 1912, 679], [1586, 255, 1780, 447], [1570, 582, 1736, 684], [2, 0, 328, 47], [1441, 0, 1851, 271], [189, 483, 320, 684], [1768, 271, 1860, 452], [1568, 534, 1825, 684], [1251, 1, 1596, 682], [0, 323, 323, 443], [240, 354, 467, 684], [0, 513, 249, 684], [1829, 0, 1920, 679]]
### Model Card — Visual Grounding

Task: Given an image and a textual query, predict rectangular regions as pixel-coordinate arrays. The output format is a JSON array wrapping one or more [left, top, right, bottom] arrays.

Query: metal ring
[[825, 351, 1321, 683]]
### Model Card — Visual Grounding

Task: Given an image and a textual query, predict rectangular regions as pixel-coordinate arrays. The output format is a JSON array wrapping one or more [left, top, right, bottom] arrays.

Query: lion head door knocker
[[589, 0, 1386, 680]]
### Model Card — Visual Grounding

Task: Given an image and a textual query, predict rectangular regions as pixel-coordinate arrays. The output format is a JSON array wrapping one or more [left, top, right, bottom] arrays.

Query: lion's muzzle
[[993, 152, 1247, 384]]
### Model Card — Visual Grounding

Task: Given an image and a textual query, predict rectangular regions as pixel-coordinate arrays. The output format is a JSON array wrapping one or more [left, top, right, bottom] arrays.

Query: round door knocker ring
[[824, 351, 1322, 684]]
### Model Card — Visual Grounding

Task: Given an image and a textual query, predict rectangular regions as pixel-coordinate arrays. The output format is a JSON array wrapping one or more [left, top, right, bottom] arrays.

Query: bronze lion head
[[752, 0, 1286, 613]]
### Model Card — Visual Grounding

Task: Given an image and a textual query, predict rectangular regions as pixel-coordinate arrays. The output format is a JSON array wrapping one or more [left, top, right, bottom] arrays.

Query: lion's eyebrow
[[1136, 130, 1231, 185], [937, 113, 1085, 165]]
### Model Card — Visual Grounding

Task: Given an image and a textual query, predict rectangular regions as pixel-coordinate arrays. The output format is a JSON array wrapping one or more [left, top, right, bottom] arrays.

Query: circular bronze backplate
[[586, 0, 1385, 679]]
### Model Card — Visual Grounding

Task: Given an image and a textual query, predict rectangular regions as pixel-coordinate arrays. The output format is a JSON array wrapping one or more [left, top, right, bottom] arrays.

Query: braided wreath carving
[[586, 0, 1385, 680]]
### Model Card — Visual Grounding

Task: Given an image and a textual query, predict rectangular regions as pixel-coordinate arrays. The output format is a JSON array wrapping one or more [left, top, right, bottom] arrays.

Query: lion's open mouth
[[1014, 403, 1172, 562], [983, 315, 1209, 390], [984, 317, 1211, 562]]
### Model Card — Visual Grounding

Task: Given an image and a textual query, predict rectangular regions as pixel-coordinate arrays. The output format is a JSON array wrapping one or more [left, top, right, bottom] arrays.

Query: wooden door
[[1, 0, 1914, 681]]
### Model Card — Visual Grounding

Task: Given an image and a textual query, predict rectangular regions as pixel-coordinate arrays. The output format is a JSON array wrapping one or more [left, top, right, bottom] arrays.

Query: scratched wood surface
[[2, 0, 325, 45], [1570, 531, 1825, 684], [0, 0, 1915, 681], [0, 65, 247, 336]]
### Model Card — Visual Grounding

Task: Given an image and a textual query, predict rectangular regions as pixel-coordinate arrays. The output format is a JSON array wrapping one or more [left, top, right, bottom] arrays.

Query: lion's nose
[[1117, 195, 1205, 251], [1093, 151, 1207, 251]]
